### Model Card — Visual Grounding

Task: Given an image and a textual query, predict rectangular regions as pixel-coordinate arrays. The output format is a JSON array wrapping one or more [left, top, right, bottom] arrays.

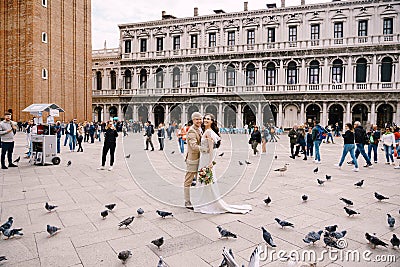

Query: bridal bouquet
[[198, 161, 216, 185]]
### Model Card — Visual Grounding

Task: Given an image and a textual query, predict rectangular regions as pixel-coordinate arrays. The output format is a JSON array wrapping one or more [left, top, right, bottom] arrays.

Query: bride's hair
[[202, 113, 221, 148]]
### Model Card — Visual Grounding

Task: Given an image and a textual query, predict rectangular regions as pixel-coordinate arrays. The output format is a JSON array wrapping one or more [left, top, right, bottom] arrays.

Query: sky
[[91, 0, 331, 50]]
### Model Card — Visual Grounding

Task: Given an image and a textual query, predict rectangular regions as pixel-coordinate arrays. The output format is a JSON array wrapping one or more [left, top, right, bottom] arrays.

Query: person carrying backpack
[[311, 120, 327, 164]]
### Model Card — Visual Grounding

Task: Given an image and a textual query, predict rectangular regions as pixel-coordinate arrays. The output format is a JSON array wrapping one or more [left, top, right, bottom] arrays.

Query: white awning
[[22, 103, 65, 114]]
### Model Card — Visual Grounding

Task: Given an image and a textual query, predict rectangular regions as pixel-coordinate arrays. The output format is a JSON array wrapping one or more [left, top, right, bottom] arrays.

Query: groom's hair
[[191, 112, 202, 120]]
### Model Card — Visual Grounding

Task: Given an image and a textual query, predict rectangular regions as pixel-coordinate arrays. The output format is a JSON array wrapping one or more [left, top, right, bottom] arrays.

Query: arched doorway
[[124, 106, 133, 121], [138, 106, 148, 123], [224, 105, 236, 127], [263, 104, 277, 126], [306, 104, 321, 124], [328, 104, 344, 126], [352, 104, 368, 125], [377, 104, 393, 128], [284, 104, 298, 128], [154, 105, 165, 126], [187, 105, 199, 123], [205, 105, 218, 120], [94, 106, 102, 122], [109, 106, 118, 120], [170, 105, 181, 124], [243, 104, 256, 126]]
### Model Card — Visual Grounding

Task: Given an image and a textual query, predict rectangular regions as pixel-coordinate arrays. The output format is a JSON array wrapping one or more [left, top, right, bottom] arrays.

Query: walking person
[[312, 120, 326, 164], [65, 119, 78, 152], [367, 125, 380, 164], [288, 125, 298, 159], [335, 123, 359, 172], [295, 126, 307, 160], [89, 122, 95, 143], [76, 124, 84, 152], [306, 127, 314, 158], [249, 125, 261, 156], [177, 124, 186, 154], [381, 127, 396, 165], [0, 112, 18, 169], [261, 126, 269, 154], [350, 121, 372, 167], [157, 123, 165, 151], [144, 121, 155, 151], [325, 125, 334, 144], [98, 121, 118, 171], [54, 121, 62, 153], [84, 122, 89, 142]]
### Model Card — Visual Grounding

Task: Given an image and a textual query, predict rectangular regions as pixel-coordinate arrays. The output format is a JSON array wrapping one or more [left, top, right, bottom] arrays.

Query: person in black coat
[[97, 121, 118, 171], [249, 125, 262, 155]]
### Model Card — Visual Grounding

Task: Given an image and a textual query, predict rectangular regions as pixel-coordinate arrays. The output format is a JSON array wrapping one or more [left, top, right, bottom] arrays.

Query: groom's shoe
[[185, 201, 194, 210]]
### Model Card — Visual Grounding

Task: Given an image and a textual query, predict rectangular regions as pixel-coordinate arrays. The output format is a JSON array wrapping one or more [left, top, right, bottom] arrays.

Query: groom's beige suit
[[184, 125, 202, 204]]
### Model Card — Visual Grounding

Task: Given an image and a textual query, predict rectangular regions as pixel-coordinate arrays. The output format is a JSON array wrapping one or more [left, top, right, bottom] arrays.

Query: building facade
[[92, 0, 400, 129], [0, 0, 92, 121]]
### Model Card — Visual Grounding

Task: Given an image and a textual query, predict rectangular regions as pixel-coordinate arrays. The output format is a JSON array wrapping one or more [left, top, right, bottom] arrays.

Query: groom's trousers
[[184, 172, 197, 202]]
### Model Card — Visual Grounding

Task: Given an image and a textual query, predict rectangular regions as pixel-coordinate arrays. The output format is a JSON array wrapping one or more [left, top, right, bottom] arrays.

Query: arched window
[[110, 71, 116, 89], [155, 68, 163, 88], [287, 61, 297, 84], [246, 63, 255, 86], [226, 64, 235, 86], [140, 69, 147, 89], [124, 69, 131, 89], [332, 59, 343, 83], [42, 32, 47, 43], [266, 62, 276, 85], [42, 68, 48, 79], [96, 71, 102, 90], [309, 60, 320, 84], [356, 58, 367, 83], [172, 67, 180, 88], [381, 57, 393, 82], [190, 66, 198, 87], [208, 65, 216, 87]]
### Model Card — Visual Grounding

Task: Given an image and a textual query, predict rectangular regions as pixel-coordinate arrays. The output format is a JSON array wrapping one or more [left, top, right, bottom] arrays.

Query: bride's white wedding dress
[[193, 129, 252, 214]]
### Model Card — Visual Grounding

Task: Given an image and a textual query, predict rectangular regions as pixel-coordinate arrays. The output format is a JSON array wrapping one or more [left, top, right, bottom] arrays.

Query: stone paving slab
[[0, 132, 399, 266]]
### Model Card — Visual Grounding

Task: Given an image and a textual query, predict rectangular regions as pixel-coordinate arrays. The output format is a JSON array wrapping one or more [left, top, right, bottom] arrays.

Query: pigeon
[[45, 202, 58, 212], [344, 207, 360, 216], [261, 227, 276, 247], [13, 156, 21, 163], [375, 192, 389, 201], [263, 196, 271, 206], [66, 160, 71, 167], [125, 154, 131, 159], [118, 216, 134, 228], [0, 256, 6, 262], [0, 217, 13, 231], [220, 248, 234, 267], [47, 225, 60, 236], [157, 256, 167, 267], [313, 167, 318, 174], [387, 214, 395, 228], [365, 233, 388, 248], [303, 230, 323, 244], [239, 161, 244, 166], [317, 179, 325, 186], [354, 180, 364, 187], [171, 151, 175, 154], [191, 181, 196, 186], [156, 210, 173, 218], [323, 232, 343, 249], [118, 250, 132, 263], [137, 208, 144, 216], [245, 160, 251, 165], [275, 218, 294, 228], [325, 175, 331, 180], [105, 203, 116, 211], [217, 226, 237, 238], [302, 195, 308, 201], [390, 234, 399, 248], [339, 198, 353, 206], [274, 155, 278, 159], [101, 210, 108, 219], [151, 236, 164, 249], [218, 152, 224, 157], [2, 228, 23, 239], [274, 164, 288, 175], [325, 225, 338, 232], [248, 246, 261, 267], [330, 230, 347, 239]]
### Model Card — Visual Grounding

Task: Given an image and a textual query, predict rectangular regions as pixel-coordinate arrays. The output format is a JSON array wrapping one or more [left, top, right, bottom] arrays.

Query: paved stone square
[[1, 132, 400, 267]]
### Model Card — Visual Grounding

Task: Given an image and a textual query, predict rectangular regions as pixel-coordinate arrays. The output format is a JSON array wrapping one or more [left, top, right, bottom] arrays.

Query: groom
[[184, 112, 205, 210]]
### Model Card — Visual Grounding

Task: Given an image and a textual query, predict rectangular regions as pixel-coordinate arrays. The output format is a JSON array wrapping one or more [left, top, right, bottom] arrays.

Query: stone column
[[395, 102, 400, 126], [322, 102, 327, 126], [278, 60, 285, 91], [371, 55, 377, 87], [200, 103, 204, 115], [118, 104, 123, 121], [370, 102, 376, 125], [218, 102, 223, 127], [257, 62, 263, 90], [300, 103, 305, 124], [148, 104, 154, 124], [218, 63, 224, 88], [132, 104, 138, 121], [299, 59, 306, 91], [322, 58, 329, 89], [165, 104, 170, 124], [346, 102, 351, 124], [103, 104, 108, 121], [278, 102, 283, 128], [257, 102, 262, 126], [102, 69, 107, 89], [347, 57, 353, 87], [182, 104, 187, 124], [237, 103, 243, 128]]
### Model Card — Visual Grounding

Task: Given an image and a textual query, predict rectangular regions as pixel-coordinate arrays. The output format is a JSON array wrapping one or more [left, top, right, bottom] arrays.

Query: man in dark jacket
[[288, 125, 298, 159], [367, 125, 380, 163], [144, 121, 154, 151], [350, 121, 372, 167], [249, 125, 262, 155]]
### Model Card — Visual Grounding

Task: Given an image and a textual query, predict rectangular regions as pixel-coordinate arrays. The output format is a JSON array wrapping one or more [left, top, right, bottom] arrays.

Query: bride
[[193, 114, 252, 214]]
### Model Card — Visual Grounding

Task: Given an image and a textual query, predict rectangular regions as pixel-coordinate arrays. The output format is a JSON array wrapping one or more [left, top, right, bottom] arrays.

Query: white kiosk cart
[[22, 104, 64, 165]]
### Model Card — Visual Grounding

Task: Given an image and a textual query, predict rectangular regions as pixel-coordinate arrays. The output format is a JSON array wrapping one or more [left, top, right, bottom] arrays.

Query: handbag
[[248, 139, 252, 144]]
